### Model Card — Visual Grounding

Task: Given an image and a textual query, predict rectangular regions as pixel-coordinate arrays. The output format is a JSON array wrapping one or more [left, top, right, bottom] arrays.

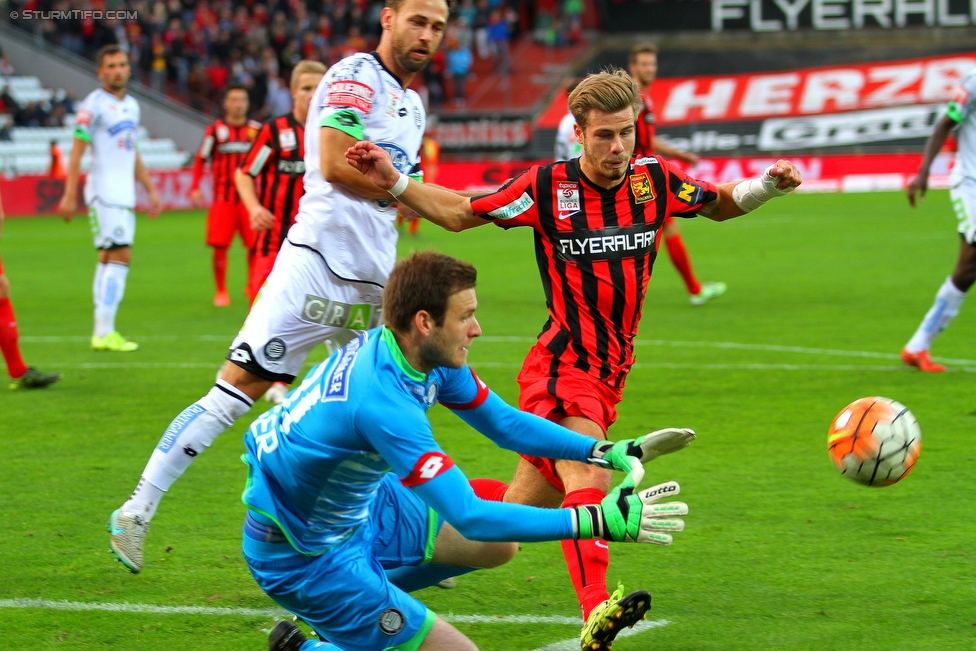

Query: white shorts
[[88, 199, 136, 249], [950, 178, 976, 244], [228, 240, 385, 383]]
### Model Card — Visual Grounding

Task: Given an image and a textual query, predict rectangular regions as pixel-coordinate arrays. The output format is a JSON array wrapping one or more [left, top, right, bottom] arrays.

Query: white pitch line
[[528, 619, 670, 651], [0, 599, 588, 626]]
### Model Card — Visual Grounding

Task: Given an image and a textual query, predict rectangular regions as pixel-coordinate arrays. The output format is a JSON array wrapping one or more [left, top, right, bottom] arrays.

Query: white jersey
[[949, 69, 976, 186], [75, 88, 140, 208], [292, 52, 426, 286], [554, 112, 581, 161]]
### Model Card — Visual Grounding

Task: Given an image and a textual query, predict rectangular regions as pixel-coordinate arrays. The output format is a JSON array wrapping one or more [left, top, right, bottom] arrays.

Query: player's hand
[[907, 173, 927, 208], [189, 189, 204, 208], [345, 141, 400, 191], [58, 193, 77, 222], [147, 189, 161, 219], [250, 205, 275, 231], [574, 476, 687, 544], [767, 160, 802, 192], [589, 428, 696, 486], [678, 150, 700, 166]]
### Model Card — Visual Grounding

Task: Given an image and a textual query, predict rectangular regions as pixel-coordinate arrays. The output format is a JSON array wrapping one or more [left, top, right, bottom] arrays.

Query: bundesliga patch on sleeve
[[75, 109, 93, 126], [327, 80, 374, 113], [401, 452, 455, 487], [674, 181, 705, 206]]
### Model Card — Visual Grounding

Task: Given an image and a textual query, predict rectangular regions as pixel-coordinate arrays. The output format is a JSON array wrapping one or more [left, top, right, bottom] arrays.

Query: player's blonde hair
[[569, 69, 642, 130], [290, 60, 327, 89]]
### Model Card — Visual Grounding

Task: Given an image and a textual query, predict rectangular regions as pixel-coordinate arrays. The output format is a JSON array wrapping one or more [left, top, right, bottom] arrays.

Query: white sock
[[94, 261, 128, 338], [905, 276, 967, 353], [121, 477, 165, 520], [135, 380, 254, 518], [93, 262, 107, 307]]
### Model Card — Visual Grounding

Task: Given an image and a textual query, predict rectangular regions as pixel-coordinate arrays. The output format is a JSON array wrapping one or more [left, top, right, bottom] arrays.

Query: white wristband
[[388, 173, 409, 197], [731, 165, 795, 212]]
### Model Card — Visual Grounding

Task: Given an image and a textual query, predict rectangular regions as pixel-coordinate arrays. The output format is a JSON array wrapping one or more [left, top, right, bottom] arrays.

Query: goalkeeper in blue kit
[[242, 251, 695, 651]]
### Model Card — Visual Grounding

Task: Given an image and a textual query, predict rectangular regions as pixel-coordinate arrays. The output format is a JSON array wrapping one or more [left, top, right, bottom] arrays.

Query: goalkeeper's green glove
[[572, 474, 687, 544], [589, 427, 696, 487]]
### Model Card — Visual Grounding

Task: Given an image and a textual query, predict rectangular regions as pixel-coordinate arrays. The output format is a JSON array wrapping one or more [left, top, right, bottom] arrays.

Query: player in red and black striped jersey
[[235, 61, 326, 307], [346, 68, 801, 650], [630, 43, 728, 307], [190, 84, 261, 306]]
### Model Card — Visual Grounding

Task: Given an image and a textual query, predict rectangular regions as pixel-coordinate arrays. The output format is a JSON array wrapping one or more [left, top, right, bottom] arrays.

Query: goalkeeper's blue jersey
[[242, 326, 593, 554]]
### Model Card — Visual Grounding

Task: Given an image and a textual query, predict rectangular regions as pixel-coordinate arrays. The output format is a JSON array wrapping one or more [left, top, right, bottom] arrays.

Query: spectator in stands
[[473, 0, 492, 59], [446, 34, 473, 106], [49, 141, 66, 179], [0, 55, 13, 77], [0, 122, 11, 142], [487, 9, 511, 73], [265, 75, 293, 118]]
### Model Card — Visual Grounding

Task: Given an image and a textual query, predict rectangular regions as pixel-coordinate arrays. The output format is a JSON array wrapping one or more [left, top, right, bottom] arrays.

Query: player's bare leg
[[91, 246, 139, 351], [662, 219, 726, 306], [110, 362, 271, 572], [903, 236, 976, 371], [212, 245, 230, 306]]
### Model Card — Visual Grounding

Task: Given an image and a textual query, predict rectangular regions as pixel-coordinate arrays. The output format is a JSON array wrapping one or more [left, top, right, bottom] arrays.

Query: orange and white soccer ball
[[827, 397, 921, 486]]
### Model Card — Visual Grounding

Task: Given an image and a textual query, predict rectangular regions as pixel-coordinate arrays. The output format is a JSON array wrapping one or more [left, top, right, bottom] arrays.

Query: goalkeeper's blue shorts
[[243, 474, 441, 651]]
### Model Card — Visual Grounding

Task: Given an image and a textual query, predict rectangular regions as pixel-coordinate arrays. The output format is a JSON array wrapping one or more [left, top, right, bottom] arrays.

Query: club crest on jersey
[[216, 124, 229, 141], [386, 87, 403, 118], [629, 172, 654, 204], [401, 451, 455, 487], [279, 128, 297, 151], [556, 181, 580, 218], [328, 80, 374, 113]]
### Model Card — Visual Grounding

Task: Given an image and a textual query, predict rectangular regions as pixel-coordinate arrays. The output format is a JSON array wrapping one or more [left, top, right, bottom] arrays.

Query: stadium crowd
[[6, 0, 585, 115]]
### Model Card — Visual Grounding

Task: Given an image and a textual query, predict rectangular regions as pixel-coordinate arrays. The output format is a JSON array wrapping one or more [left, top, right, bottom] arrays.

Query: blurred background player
[[630, 43, 726, 306], [0, 188, 60, 389], [49, 140, 65, 179], [190, 84, 261, 307], [245, 251, 686, 651], [346, 68, 801, 651], [903, 66, 976, 372], [57, 44, 161, 353], [108, 0, 447, 575], [235, 59, 326, 404], [554, 79, 583, 161]]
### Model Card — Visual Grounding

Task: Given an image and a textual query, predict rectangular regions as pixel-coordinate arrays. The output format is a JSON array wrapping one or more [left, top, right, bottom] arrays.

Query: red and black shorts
[[207, 199, 255, 249], [516, 343, 623, 492]]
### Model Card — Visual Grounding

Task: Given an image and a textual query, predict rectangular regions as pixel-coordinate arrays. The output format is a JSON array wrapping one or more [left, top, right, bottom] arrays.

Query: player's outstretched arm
[[698, 160, 801, 222], [345, 140, 486, 232], [907, 114, 957, 208]]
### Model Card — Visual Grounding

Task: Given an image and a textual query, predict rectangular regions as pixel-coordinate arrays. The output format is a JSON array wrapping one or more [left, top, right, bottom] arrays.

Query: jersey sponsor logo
[[675, 181, 704, 206], [277, 160, 306, 175], [279, 128, 297, 151], [216, 124, 230, 141], [629, 172, 655, 204], [157, 403, 206, 454], [556, 181, 580, 219], [264, 337, 287, 361], [633, 156, 659, 166], [487, 191, 534, 220], [302, 294, 374, 329], [556, 224, 658, 262], [322, 332, 368, 402], [107, 120, 137, 136], [217, 141, 253, 154], [328, 80, 374, 113], [401, 451, 456, 487], [76, 109, 93, 126], [376, 142, 413, 174], [378, 608, 405, 635]]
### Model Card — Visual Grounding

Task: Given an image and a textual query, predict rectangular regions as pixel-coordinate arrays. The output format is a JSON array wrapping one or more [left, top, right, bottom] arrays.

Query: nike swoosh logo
[[557, 212, 578, 220]]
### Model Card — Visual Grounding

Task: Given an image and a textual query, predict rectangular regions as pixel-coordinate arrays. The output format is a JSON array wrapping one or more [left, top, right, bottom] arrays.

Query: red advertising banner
[[649, 53, 976, 125], [434, 153, 953, 194], [1, 169, 213, 217]]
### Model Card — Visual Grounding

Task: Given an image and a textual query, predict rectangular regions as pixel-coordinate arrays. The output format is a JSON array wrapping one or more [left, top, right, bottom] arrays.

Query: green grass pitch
[[1, 190, 975, 650]]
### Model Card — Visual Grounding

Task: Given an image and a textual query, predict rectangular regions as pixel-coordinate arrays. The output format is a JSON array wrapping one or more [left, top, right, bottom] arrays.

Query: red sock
[[0, 298, 28, 379], [212, 247, 228, 293], [561, 487, 610, 620], [469, 478, 509, 502], [665, 234, 701, 296]]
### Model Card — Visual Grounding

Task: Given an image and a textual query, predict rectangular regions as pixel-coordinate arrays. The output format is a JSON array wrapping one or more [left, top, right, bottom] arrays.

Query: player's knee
[[0, 275, 9, 299], [478, 541, 518, 569], [561, 464, 613, 495]]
